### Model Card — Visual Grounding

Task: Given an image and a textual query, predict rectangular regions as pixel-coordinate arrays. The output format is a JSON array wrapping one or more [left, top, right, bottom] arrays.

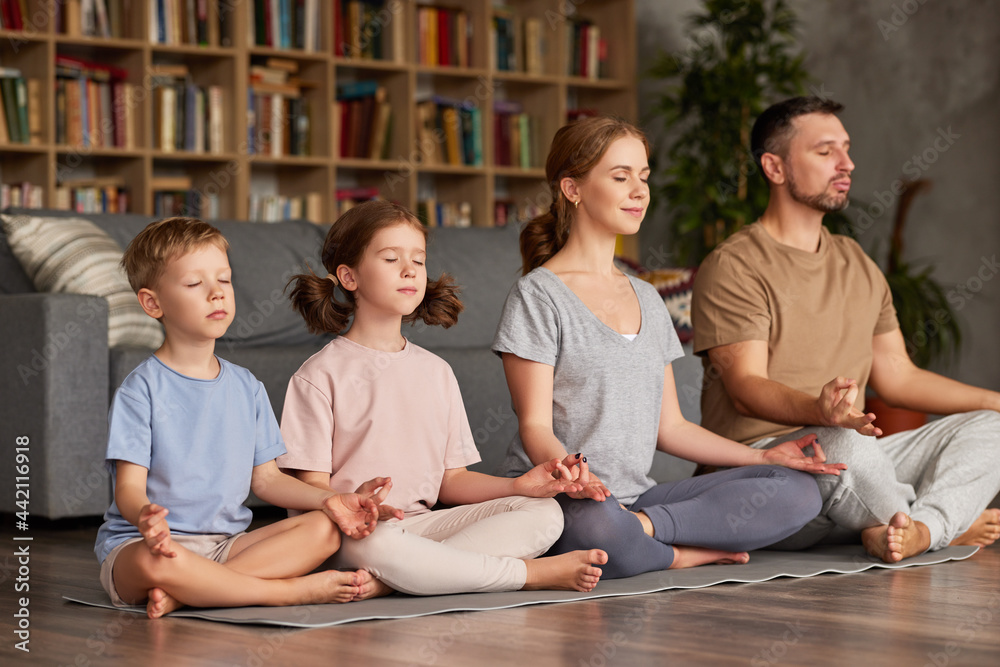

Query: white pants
[[333, 496, 563, 595]]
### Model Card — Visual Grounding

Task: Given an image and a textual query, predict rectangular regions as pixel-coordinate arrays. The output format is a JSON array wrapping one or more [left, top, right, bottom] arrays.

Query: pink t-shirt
[[277, 336, 480, 515]]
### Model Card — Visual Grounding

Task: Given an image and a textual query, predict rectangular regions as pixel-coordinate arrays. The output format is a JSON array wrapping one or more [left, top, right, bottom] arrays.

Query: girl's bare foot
[[146, 587, 182, 619], [523, 549, 608, 592], [668, 545, 749, 569], [351, 570, 395, 601], [861, 511, 931, 563], [950, 509, 1000, 547], [300, 570, 362, 605]]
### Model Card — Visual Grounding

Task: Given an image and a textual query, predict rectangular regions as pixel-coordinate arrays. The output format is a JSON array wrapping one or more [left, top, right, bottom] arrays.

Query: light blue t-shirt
[[94, 355, 286, 563]]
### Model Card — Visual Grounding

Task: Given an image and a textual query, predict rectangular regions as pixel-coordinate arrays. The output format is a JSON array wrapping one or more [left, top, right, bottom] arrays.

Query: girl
[[493, 116, 848, 579], [278, 200, 607, 598]]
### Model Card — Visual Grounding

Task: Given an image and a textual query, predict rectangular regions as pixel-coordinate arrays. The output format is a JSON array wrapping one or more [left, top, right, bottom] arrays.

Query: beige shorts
[[99, 532, 246, 607]]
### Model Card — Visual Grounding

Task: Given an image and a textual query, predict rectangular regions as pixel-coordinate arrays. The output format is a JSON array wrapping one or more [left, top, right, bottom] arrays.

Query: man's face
[[782, 113, 855, 213]]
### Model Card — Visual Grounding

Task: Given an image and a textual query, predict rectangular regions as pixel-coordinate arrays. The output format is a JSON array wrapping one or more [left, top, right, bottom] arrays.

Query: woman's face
[[570, 134, 650, 236]]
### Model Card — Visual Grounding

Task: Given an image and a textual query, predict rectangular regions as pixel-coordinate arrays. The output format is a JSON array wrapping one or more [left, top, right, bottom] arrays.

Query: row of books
[[568, 19, 607, 79], [55, 57, 133, 149], [416, 5, 471, 68], [416, 198, 472, 228], [54, 178, 129, 213], [490, 9, 544, 75], [334, 0, 404, 60], [334, 186, 380, 217], [415, 97, 483, 168], [494, 198, 545, 228], [247, 59, 312, 156], [53, 0, 129, 38], [251, 0, 322, 51], [151, 0, 232, 46], [0, 69, 40, 145], [150, 65, 225, 153], [249, 192, 323, 223], [493, 102, 535, 169], [0, 181, 44, 209], [152, 177, 220, 219], [335, 80, 392, 160], [0, 0, 28, 31]]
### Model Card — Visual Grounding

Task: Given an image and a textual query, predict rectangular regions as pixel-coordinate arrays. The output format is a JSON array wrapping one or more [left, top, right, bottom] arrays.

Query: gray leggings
[[548, 465, 822, 579], [756, 410, 1000, 551]]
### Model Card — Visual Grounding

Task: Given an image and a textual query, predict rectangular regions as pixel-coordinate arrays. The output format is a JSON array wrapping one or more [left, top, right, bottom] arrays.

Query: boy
[[95, 217, 396, 618]]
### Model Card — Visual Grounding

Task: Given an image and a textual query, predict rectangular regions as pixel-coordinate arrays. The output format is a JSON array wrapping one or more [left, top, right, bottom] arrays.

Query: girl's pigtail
[[287, 268, 353, 335], [408, 272, 464, 328]]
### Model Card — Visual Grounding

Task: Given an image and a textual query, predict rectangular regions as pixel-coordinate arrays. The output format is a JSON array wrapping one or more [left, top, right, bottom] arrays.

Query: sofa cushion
[[1, 213, 164, 348]]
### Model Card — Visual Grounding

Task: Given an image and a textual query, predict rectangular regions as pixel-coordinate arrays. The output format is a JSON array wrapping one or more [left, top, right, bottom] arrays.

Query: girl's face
[[341, 222, 427, 319], [569, 134, 650, 236]]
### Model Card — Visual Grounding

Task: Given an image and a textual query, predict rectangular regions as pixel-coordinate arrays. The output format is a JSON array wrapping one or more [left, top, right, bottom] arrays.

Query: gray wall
[[636, 0, 1000, 391]]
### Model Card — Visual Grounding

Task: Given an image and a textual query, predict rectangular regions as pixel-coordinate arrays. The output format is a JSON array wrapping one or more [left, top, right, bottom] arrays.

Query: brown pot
[[865, 396, 927, 437]]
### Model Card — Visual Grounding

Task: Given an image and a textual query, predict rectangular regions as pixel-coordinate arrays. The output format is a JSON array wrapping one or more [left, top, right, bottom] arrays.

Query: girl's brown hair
[[288, 200, 463, 335], [520, 115, 650, 275]]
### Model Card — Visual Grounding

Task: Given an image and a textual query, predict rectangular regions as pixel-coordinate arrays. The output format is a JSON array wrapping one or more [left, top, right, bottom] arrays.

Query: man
[[691, 96, 1000, 563]]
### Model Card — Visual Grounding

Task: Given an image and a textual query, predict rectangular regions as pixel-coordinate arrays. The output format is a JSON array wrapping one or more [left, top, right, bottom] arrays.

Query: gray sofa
[[0, 208, 701, 519]]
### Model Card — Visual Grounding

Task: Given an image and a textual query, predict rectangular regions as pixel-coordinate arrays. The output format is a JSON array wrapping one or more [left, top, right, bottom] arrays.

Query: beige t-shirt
[[277, 336, 480, 515], [692, 222, 899, 444]]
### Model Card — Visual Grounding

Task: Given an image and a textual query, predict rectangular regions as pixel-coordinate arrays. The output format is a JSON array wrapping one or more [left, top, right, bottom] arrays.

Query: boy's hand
[[138, 503, 177, 558], [354, 477, 404, 522]]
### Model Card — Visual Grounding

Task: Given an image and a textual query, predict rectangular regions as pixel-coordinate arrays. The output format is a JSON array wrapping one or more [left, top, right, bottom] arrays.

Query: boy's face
[[138, 243, 235, 344]]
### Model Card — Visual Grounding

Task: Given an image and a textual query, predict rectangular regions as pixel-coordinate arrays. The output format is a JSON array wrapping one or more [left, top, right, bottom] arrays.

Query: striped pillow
[[1, 213, 164, 348]]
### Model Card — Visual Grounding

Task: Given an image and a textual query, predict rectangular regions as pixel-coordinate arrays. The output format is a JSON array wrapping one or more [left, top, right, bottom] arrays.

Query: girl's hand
[[354, 477, 405, 522], [138, 503, 177, 558], [558, 454, 611, 502], [513, 459, 586, 498], [322, 492, 381, 539], [761, 434, 848, 476]]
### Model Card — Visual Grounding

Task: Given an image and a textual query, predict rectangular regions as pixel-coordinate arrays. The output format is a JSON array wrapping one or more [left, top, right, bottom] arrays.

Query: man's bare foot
[[950, 509, 1000, 547], [861, 511, 931, 563], [146, 587, 182, 619], [351, 570, 394, 601], [300, 570, 362, 604], [668, 546, 749, 569], [523, 549, 608, 592]]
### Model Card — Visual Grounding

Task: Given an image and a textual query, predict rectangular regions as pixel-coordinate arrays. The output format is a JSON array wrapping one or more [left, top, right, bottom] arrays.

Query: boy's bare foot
[[351, 570, 394, 601], [523, 549, 608, 592], [668, 546, 750, 569], [146, 587, 182, 619], [861, 511, 931, 563], [950, 509, 1000, 547], [301, 570, 362, 605]]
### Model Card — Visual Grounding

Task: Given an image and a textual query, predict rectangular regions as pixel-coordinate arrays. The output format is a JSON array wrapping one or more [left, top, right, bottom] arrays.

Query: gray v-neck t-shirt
[[492, 267, 684, 505]]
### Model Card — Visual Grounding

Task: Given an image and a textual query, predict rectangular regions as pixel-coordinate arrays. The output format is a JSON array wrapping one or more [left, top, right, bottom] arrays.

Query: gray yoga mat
[[64, 545, 978, 627]]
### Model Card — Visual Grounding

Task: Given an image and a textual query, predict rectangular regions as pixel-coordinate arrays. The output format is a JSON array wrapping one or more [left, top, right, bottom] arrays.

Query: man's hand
[[760, 434, 849, 476], [818, 377, 882, 436], [137, 503, 177, 558]]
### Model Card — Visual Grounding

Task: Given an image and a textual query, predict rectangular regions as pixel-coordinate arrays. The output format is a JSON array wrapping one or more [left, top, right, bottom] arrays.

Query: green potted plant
[[647, 0, 811, 266]]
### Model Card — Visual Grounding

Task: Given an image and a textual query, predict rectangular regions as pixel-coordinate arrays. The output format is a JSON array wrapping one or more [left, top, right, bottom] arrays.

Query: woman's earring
[[574, 199, 580, 209]]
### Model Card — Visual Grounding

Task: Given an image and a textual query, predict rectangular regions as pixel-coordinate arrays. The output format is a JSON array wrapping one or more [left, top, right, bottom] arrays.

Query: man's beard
[[787, 170, 850, 213]]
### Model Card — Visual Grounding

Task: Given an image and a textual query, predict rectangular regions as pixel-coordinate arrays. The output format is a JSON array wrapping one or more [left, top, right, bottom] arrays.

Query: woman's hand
[[556, 454, 611, 502], [760, 434, 848, 476]]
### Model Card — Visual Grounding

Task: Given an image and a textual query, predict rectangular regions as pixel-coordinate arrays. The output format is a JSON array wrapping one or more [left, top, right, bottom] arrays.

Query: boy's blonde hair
[[121, 217, 230, 292]]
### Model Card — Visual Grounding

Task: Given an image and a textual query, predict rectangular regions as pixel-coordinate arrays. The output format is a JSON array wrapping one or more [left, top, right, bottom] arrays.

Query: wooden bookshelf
[[0, 0, 637, 226]]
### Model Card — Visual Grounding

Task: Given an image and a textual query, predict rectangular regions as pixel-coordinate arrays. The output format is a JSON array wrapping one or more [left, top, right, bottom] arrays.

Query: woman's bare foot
[[351, 570, 394, 601], [950, 509, 1000, 547], [299, 570, 362, 605], [668, 545, 749, 569], [861, 511, 931, 563], [146, 587, 182, 619], [523, 549, 608, 592]]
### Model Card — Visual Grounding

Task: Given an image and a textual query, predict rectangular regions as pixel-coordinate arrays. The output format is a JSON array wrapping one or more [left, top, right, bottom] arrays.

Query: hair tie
[[326, 273, 339, 287]]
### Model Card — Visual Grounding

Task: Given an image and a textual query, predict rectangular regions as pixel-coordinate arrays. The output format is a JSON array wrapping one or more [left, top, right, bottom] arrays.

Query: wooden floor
[[4, 512, 999, 666]]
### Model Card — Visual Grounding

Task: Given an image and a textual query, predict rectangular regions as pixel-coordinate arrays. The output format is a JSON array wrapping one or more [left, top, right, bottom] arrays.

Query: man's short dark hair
[[751, 96, 845, 184]]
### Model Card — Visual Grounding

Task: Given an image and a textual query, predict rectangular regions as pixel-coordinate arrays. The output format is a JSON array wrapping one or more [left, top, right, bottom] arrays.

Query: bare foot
[[146, 587, 182, 619], [351, 570, 394, 601], [668, 546, 749, 570], [523, 549, 608, 592], [861, 511, 931, 563], [950, 509, 1000, 547], [300, 570, 362, 605]]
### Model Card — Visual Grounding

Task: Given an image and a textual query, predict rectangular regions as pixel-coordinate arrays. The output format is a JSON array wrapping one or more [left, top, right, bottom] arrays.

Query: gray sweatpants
[[752, 410, 1000, 551]]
